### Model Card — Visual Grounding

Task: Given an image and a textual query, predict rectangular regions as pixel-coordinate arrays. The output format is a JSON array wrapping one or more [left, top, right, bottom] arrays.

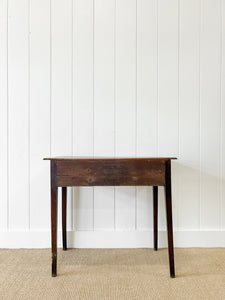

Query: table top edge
[[44, 157, 177, 161]]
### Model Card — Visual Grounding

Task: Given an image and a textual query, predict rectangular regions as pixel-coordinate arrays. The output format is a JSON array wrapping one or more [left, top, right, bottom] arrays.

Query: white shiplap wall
[[0, 0, 225, 248]]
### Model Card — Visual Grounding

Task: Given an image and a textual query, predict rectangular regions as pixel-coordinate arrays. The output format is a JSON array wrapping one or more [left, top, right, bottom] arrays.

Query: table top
[[44, 156, 177, 161]]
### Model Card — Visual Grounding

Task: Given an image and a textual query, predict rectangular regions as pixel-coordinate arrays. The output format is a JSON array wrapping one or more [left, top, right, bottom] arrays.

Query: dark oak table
[[44, 156, 176, 278]]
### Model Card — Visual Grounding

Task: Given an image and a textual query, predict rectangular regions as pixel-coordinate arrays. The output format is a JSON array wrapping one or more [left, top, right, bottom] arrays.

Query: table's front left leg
[[51, 162, 58, 277], [153, 186, 158, 251], [62, 187, 67, 251]]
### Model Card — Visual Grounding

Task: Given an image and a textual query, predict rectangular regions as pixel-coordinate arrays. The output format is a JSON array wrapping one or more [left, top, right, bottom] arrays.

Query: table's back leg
[[153, 186, 158, 251], [165, 160, 175, 278], [62, 187, 67, 251], [51, 162, 58, 277]]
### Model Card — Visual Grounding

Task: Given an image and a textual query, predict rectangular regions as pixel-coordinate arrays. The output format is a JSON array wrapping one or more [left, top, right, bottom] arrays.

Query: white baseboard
[[0, 230, 225, 248]]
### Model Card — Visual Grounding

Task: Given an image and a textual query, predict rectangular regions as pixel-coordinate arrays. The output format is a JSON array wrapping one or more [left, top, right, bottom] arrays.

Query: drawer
[[55, 159, 166, 187]]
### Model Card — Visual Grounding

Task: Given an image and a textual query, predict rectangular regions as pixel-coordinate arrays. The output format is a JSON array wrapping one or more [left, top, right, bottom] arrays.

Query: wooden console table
[[44, 157, 176, 278]]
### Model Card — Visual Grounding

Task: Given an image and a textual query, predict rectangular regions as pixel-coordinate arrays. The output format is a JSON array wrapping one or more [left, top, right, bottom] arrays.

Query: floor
[[0, 248, 225, 299]]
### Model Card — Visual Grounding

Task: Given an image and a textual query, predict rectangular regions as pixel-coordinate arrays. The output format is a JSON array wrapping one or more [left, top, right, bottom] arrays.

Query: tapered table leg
[[165, 160, 175, 278], [51, 162, 58, 277], [153, 186, 158, 251], [62, 187, 67, 251]]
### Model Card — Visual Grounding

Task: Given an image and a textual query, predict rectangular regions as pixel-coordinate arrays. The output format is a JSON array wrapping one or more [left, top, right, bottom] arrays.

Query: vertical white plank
[[115, 0, 136, 230], [0, 0, 8, 230], [158, 0, 179, 157], [137, 0, 157, 157], [158, 0, 178, 230], [8, 0, 29, 230], [94, 187, 114, 230], [73, 0, 94, 231], [51, 0, 73, 230], [93, 0, 115, 230], [136, 0, 157, 230], [73, 187, 93, 230], [51, 0, 72, 156], [29, 0, 50, 230], [222, 0, 225, 229], [73, 0, 93, 157], [200, 0, 221, 229], [137, 187, 153, 230], [178, 0, 200, 229]]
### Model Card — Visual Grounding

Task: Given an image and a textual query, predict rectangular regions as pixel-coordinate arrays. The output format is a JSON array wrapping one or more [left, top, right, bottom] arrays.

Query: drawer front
[[55, 159, 166, 187]]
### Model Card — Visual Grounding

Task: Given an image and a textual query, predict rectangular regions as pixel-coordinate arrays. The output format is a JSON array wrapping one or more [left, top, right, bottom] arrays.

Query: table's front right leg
[[165, 160, 175, 278], [51, 162, 58, 277]]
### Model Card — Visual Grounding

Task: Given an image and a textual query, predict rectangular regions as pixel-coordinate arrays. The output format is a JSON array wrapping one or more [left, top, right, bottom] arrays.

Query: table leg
[[165, 160, 175, 278], [153, 186, 158, 251], [62, 187, 67, 251], [51, 163, 58, 277]]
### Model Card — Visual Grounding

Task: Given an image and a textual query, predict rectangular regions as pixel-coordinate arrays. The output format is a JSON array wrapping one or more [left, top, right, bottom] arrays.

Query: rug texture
[[0, 248, 225, 299]]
